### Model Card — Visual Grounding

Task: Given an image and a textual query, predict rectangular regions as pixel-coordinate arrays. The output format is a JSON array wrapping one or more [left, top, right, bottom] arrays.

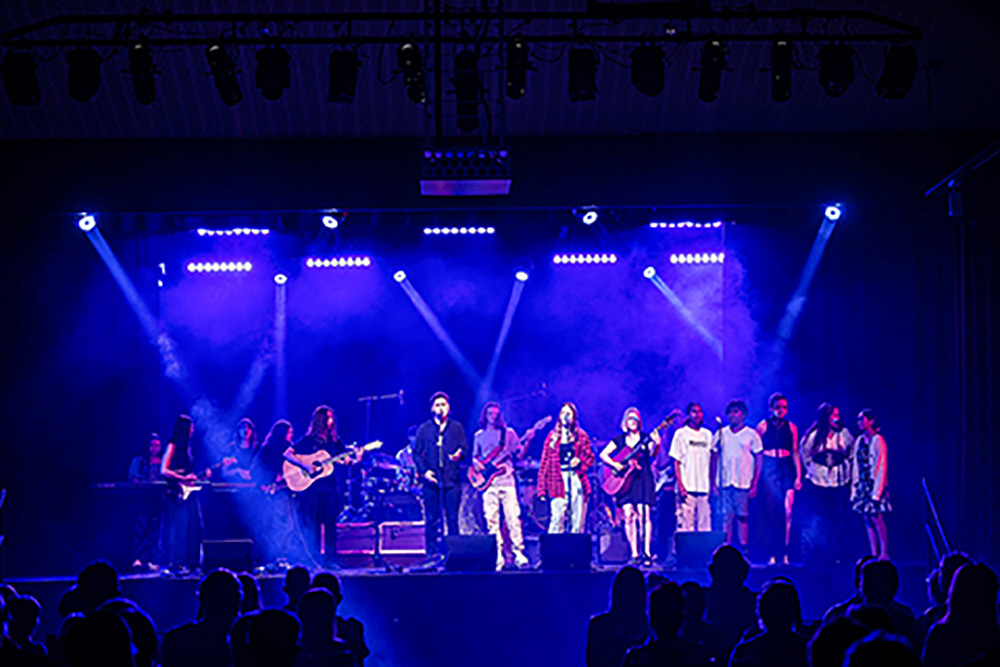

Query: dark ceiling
[[1, 0, 999, 140]]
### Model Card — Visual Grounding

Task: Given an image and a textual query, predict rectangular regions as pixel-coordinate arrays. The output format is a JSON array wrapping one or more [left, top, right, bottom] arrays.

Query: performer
[[652, 428, 678, 563], [800, 402, 854, 563], [600, 407, 660, 565], [251, 419, 309, 564], [159, 414, 203, 572], [712, 400, 762, 550], [471, 402, 530, 570], [214, 418, 257, 482], [851, 409, 891, 560], [413, 392, 466, 561], [537, 402, 594, 534], [285, 406, 353, 567], [395, 425, 419, 493], [755, 392, 801, 565], [129, 433, 163, 482], [669, 403, 714, 533]]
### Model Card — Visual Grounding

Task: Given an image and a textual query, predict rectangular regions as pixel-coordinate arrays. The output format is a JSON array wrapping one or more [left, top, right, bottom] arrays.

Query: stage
[[9, 561, 932, 667]]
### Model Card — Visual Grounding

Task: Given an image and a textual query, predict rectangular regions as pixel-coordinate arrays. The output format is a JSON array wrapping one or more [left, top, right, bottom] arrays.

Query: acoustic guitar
[[283, 441, 382, 493], [600, 410, 683, 497], [468, 416, 552, 492]]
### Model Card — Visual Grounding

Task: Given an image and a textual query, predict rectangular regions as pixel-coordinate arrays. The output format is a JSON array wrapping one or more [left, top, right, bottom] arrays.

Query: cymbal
[[367, 452, 400, 470]]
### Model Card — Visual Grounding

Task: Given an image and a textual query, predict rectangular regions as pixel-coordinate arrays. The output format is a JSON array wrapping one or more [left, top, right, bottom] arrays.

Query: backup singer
[[129, 433, 163, 482], [755, 392, 801, 565], [413, 392, 466, 560], [160, 414, 203, 572], [800, 402, 854, 563], [669, 403, 714, 533], [472, 402, 530, 570], [538, 402, 594, 534], [712, 400, 762, 549], [851, 409, 890, 560], [600, 407, 660, 565], [214, 418, 257, 482]]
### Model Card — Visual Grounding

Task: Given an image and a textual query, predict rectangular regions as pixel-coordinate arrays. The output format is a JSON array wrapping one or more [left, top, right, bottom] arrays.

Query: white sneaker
[[496, 561, 506, 572], [515, 554, 530, 569]]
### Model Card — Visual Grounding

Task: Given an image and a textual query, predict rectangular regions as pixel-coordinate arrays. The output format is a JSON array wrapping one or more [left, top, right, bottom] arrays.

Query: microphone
[[399, 389, 405, 406]]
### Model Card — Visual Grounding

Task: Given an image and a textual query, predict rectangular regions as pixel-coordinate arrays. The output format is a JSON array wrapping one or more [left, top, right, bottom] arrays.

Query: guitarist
[[285, 405, 355, 567], [413, 391, 466, 563], [471, 402, 531, 571], [599, 407, 661, 565], [160, 414, 203, 573]]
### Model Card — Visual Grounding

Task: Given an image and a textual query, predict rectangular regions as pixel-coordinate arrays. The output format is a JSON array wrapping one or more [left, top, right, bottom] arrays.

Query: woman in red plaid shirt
[[537, 402, 594, 534]]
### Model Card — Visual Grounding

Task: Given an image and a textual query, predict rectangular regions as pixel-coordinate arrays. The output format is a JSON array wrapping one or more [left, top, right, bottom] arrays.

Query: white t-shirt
[[669, 425, 714, 493], [714, 425, 763, 489]]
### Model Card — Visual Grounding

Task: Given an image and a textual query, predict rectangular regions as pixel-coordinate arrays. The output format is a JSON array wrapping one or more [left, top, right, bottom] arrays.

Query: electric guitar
[[283, 441, 383, 493], [468, 416, 552, 492], [600, 410, 683, 497]]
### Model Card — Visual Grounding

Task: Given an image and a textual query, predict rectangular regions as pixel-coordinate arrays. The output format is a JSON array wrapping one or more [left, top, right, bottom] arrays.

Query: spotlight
[[568, 48, 598, 102], [515, 270, 529, 282], [322, 215, 339, 229], [825, 204, 842, 221], [506, 39, 529, 99], [630, 45, 665, 97], [876, 44, 918, 99], [698, 41, 726, 103], [454, 50, 480, 133], [77, 214, 97, 232], [274, 273, 288, 285], [255, 46, 291, 101], [514, 258, 533, 282], [206, 44, 243, 106], [67, 47, 102, 103], [818, 44, 855, 97], [328, 50, 359, 104], [393, 270, 407, 283], [770, 40, 793, 103], [398, 43, 426, 104], [643, 266, 656, 279], [127, 43, 156, 105], [1, 51, 41, 106]]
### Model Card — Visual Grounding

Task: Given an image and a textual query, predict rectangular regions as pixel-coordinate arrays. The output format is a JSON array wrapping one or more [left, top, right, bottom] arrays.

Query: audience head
[[609, 565, 647, 618], [311, 572, 344, 607], [860, 559, 898, 607], [939, 551, 973, 601], [239, 573, 262, 613], [284, 566, 311, 605], [249, 609, 301, 667], [7, 594, 41, 640], [709, 545, 751, 587], [808, 617, 869, 667], [945, 562, 999, 628], [844, 631, 920, 667], [0, 583, 18, 605], [680, 581, 706, 621], [298, 588, 337, 640], [846, 604, 892, 633], [198, 568, 243, 620], [62, 610, 136, 667], [77, 560, 121, 612], [98, 598, 158, 667], [757, 580, 801, 632], [648, 582, 685, 639], [853, 554, 876, 590], [926, 568, 946, 606]]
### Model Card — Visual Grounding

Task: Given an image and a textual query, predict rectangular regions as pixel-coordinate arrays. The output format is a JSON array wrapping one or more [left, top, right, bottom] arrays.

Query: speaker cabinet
[[444, 535, 497, 572]]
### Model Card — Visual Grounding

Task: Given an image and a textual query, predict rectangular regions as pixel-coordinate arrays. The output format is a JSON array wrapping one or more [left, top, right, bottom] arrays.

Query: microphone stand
[[355, 390, 404, 568]]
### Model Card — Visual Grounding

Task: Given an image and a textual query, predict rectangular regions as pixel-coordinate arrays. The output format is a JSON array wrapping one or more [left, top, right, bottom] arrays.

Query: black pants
[[297, 483, 343, 564], [423, 484, 460, 556], [162, 494, 203, 568], [655, 488, 676, 559]]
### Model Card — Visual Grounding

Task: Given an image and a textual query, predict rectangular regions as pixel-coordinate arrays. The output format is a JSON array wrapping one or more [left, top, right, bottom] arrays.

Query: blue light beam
[[648, 273, 723, 360], [476, 278, 527, 405]]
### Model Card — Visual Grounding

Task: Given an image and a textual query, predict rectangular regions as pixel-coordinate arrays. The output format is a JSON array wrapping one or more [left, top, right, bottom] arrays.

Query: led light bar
[[669, 252, 725, 265], [552, 253, 618, 265], [186, 261, 254, 273], [422, 227, 496, 235], [305, 256, 373, 268], [196, 228, 271, 236], [649, 221, 725, 229]]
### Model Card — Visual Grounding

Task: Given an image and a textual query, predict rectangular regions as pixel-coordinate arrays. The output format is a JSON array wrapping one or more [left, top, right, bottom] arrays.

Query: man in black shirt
[[413, 391, 466, 562]]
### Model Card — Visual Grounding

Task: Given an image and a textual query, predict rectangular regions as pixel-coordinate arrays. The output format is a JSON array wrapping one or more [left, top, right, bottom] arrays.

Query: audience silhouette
[[310, 572, 370, 666], [586, 566, 649, 667], [162, 568, 243, 667], [923, 563, 1000, 667], [705, 545, 758, 657], [623, 581, 701, 666], [730, 580, 808, 667]]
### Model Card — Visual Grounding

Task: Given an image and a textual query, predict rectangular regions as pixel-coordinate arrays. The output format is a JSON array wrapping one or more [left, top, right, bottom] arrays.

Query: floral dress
[[851, 434, 892, 515]]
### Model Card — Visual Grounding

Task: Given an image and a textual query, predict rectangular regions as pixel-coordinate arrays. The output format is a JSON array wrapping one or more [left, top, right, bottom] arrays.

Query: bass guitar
[[284, 441, 382, 493], [468, 416, 552, 492], [600, 410, 683, 497]]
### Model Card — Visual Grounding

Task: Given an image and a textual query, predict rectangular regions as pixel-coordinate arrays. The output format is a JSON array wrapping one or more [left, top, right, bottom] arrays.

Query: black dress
[[611, 432, 656, 507]]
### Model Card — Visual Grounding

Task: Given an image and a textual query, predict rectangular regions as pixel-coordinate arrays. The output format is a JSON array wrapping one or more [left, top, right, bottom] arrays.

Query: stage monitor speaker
[[675, 531, 725, 568], [444, 535, 496, 572], [599, 529, 630, 565], [201, 539, 254, 572], [541, 533, 592, 571]]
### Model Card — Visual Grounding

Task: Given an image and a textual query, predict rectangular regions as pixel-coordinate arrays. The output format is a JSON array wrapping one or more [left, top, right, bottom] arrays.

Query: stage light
[[206, 44, 243, 106], [568, 48, 598, 102], [1, 51, 41, 106], [506, 39, 528, 99], [322, 215, 339, 229], [825, 204, 842, 221], [77, 214, 97, 232], [454, 50, 480, 133], [630, 45, 665, 97], [770, 40, 793, 103], [398, 43, 426, 104], [328, 50, 359, 104], [876, 44, 918, 99], [256, 46, 291, 101], [274, 273, 288, 285], [127, 43, 156, 105], [818, 44, 855, 97], [643, 266, 656, 279], [196, 228, 270, 236], [698, 41, 726, 103], [393, 270, 407, 283], [514, 258, 533, 282], [67, 47, 102, 103], [515, 270, 529, 282]]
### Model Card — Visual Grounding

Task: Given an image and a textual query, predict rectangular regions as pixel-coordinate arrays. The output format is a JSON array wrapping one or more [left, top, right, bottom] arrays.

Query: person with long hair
[[923, 563, 1000, 667], [251, 419, 309, 565], [471, 401, 530, 570], [215, 418, 257, 482], [800, 402, 854, 563], [851, 409, 891, 560], [587, 566, 649, 667], [600, 407, 660, 565], [537, 402, 594, 534], [755, 392, 801, 565], [160, 414, 203, 572]]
